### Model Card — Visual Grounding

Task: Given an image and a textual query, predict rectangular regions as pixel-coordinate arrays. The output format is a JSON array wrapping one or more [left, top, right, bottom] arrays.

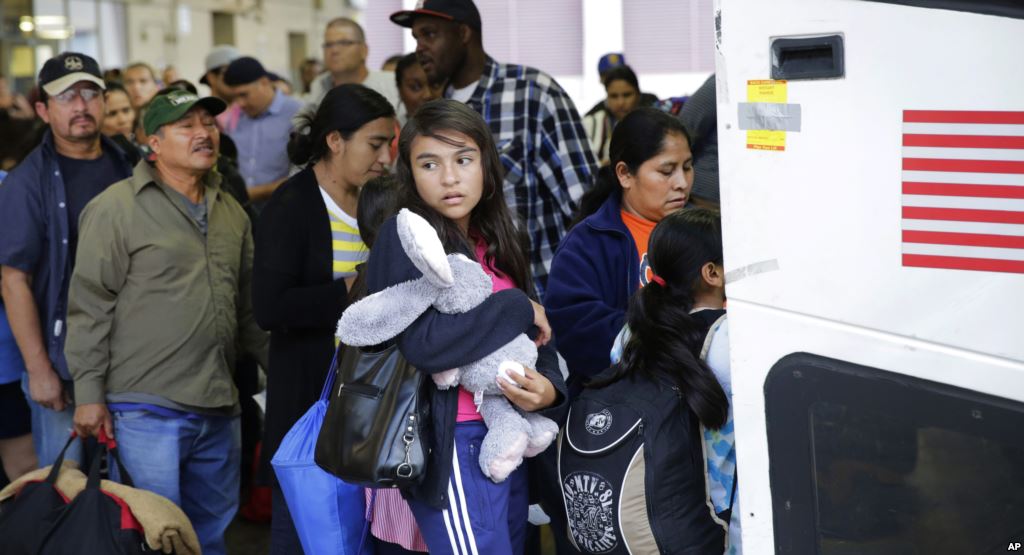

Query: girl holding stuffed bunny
[[359, 99, 568, 555]]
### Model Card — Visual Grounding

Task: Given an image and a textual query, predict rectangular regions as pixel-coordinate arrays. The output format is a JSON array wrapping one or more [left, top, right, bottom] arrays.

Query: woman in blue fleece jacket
[[362, 99, 567, 555], [545, 108, 695, 397]]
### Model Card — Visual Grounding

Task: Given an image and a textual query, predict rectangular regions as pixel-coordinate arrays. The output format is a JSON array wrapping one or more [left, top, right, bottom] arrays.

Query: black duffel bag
[[36, 431, 152, 554], [0, 435, 77, 555], [315, 342, 428, 488]]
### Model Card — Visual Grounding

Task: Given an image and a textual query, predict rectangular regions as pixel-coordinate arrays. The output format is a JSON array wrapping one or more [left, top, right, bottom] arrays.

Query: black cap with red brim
[[390, 0, 481, 30]]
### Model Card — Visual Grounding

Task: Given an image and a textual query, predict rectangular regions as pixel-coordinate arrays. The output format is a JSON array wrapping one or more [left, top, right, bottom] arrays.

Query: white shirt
[[447, 80, 479, 104]]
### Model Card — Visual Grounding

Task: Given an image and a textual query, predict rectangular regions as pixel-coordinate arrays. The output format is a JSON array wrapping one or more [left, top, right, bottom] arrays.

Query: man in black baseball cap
[[221, 56, 302, 204], [37, 51, 106, 99], [0, 51, 134, 469]]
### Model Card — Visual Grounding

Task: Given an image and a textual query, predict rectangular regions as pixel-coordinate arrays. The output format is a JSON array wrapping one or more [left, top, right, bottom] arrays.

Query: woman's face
[[619, 132, 694, 223], [605, 79, 640, 122], [410, 129, 484, 234], [328, 116, 395, 189], [399, 63, 440, 117], [102, 90, 135, 138]]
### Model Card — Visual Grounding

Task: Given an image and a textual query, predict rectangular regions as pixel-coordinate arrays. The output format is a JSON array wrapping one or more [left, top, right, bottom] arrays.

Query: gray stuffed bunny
[[336, 209, 559, 483]]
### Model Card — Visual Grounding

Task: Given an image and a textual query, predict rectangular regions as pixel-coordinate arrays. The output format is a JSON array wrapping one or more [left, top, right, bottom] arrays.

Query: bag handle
[[44, 433, 78, 485], [357, 489, 376, 555], [83, 429, 134, 490], [318, 345, 342, 402]]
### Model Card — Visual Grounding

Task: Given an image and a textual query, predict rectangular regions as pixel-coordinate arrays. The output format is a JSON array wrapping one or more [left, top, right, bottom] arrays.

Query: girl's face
[[409, 129, 484, 234], [618, 132, 694, 223], [605, 79, 640, 122], [102, 90, 135, 138], [328, 116, 395, 189], [399, 63, 440, 117]]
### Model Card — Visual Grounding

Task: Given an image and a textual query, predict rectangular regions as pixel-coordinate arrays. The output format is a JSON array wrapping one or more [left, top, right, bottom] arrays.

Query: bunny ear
[[336, 280, 435, 346], [397, 208, 454, 288]]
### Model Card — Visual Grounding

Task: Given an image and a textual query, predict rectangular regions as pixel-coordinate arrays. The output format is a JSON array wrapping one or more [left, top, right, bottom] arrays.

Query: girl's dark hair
[[288, 83, 396, 167], [357, 174, 401, 250], [349, 174, 402, 302], [396, 98, 534, 295], [601, 65, 640, 92], [104, 81, 128, 98], [592, 208, 728, 429], [394, 53, 419, 88], [574, 107, 691, 225]]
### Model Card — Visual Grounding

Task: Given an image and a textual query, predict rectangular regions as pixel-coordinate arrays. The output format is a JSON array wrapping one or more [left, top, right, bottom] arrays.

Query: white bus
[[717, 0, 1024, 552]]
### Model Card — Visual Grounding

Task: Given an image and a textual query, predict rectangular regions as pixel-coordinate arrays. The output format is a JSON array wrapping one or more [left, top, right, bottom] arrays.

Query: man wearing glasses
[[296, 18, 399, 127], [0, 52, 133, 466]]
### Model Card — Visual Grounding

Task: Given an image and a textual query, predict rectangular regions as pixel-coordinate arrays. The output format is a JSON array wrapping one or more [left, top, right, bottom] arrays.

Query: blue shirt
[[233, 90, 302, 189], [0, 302, 27, 384], [0, 131, 133, 380]]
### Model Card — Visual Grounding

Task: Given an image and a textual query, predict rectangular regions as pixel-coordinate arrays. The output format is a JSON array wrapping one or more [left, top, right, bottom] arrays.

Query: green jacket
[[65, 161, 268, 410]]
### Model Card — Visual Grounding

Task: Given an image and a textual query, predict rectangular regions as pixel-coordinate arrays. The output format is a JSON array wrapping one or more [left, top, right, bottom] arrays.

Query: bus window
[[765, 353, 1024, 554], [859, 0, 1024, 19]]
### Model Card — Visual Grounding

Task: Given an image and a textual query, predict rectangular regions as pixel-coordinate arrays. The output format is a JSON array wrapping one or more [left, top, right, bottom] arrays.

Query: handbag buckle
[[396, 462, 414, 478], [396, 421, 417, 479]]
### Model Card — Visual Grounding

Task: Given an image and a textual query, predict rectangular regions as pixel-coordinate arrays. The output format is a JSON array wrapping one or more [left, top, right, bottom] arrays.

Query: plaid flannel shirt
[[456, 57, 598, 297]]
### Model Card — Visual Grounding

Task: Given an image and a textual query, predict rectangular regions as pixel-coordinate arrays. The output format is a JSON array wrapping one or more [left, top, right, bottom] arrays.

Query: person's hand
[[530, 300, 552, 347], [73, 403, 113, 439], [497, 365, 557, 412], [26, 364, 67, 411]]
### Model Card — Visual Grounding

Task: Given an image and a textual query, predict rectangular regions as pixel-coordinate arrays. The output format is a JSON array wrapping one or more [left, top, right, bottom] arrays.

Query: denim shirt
[[0, 131, 133, 379]]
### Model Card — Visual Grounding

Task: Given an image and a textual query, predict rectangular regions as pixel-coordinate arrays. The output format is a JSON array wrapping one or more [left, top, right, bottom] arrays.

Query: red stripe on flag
[[902, 182, 1024, 199], [903, 111, 1024, 125], [902, 134, 1024, 149], [903, 230, 1024, 249], [902, 207, 1024, 224], [903, 254, 1024, 274], [902, 158, 1024, 174]]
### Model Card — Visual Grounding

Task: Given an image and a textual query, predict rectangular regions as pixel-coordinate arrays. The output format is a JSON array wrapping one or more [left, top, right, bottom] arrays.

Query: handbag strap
[[318, 345, 342, 402], [357, 489, 377, 555]]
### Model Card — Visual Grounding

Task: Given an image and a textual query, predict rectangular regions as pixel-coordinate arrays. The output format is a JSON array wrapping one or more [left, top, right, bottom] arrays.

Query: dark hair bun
[[287, 132, 313, 166]]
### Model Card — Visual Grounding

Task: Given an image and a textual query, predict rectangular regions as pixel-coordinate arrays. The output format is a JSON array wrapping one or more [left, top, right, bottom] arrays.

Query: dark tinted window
[[860, 0, 1024, 19], [766, 353, 1024, 554]]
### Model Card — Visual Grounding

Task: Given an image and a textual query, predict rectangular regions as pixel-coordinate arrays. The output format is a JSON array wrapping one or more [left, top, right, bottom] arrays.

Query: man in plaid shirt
[[392, 0, 598, 297]]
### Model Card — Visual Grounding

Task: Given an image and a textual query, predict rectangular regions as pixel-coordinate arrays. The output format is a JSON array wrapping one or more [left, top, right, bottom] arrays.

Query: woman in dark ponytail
[[545, 107, 695, 398], [251, 83, 396, 555], [607, 208, 728, 428]]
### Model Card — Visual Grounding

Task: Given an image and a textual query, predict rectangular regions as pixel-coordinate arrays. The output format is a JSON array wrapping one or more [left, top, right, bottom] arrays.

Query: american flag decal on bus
[[901, 110, 1024, 274]]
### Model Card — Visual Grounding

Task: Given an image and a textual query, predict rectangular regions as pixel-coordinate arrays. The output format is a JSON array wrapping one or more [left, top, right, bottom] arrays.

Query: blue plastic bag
[[272, 351, 372, 555]]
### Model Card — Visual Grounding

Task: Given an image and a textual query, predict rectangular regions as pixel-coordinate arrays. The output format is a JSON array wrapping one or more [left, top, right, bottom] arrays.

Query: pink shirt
[[456, 238, 519, 422]]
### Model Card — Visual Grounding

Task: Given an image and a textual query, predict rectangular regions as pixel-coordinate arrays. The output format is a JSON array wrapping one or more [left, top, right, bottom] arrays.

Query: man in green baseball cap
[[65, 87, 267, 555], [139, 89, 227, 194]]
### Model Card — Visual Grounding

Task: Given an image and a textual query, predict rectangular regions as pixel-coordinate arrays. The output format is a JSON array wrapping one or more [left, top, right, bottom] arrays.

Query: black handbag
[[315, 342, 428, 488]]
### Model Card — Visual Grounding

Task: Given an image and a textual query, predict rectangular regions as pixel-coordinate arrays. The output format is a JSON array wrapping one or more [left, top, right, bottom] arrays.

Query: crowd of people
[[0, 0, 730, 553]]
